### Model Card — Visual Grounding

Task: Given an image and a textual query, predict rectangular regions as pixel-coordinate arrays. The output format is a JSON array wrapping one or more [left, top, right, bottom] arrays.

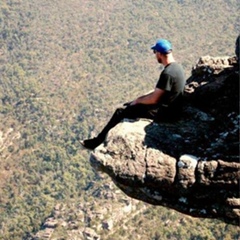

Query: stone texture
[[90, 56, 239, 226]]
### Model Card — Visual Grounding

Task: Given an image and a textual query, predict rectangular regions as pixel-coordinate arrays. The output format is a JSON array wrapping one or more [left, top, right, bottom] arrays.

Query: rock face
[[90, 56, 239, 226]]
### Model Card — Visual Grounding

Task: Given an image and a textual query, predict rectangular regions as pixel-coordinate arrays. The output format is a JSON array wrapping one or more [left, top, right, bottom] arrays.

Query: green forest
[[0, 0, 239, 239]]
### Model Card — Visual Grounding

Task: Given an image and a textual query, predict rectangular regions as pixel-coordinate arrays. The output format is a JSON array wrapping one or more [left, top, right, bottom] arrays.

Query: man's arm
[[130, 88, 165, 105]]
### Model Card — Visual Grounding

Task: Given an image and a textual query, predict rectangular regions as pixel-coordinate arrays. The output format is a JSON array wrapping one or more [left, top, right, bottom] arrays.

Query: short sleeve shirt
[[156, 62, 185, 108]]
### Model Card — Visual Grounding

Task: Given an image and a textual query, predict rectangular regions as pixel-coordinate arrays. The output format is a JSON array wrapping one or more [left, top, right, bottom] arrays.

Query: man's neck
[[163, 54, 175, 66]]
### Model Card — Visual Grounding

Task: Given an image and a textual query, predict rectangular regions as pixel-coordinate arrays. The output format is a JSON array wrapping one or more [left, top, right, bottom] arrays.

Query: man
[[81, 39, 186, 150]]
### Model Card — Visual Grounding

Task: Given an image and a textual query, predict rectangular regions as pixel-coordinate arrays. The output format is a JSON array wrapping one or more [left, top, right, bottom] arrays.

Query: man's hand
[[129, 89, 165, 105], [123, 88, 164, 106]]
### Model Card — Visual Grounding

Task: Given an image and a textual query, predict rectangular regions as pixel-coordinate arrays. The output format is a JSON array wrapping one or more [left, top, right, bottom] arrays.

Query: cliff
[[90, 55, 239, 226]]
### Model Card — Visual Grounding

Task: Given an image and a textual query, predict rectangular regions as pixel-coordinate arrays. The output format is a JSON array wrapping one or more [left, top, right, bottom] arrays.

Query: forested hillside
[[0, 0, 239, 239]]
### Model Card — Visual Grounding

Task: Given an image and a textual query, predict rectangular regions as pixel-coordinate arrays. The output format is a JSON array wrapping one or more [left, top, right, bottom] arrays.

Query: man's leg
[[81, 104, 158, 150]]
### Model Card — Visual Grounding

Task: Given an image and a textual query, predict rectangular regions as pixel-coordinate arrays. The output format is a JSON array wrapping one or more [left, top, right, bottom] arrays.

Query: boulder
[[90, 56, 239, 225]]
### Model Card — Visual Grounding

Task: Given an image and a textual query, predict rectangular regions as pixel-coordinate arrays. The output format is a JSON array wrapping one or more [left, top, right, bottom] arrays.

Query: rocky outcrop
[[32, 183, 145, 240], [90, 56, 239, 225]]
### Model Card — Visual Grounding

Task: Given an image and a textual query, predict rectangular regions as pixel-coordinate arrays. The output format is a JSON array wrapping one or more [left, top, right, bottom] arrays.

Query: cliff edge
[[90, 55, 239, 226]]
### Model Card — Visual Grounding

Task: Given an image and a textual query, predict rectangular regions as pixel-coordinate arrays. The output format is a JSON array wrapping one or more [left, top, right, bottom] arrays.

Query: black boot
[[80, 136, 104, 150], [81, 108, 126, 150]]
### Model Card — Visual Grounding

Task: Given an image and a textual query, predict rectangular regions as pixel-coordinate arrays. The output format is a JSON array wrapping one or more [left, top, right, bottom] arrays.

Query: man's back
[[156, 62, 185, 108]]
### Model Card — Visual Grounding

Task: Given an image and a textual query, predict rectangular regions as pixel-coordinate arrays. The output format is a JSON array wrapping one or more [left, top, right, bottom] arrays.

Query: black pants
[[97, 104, 160, 139]]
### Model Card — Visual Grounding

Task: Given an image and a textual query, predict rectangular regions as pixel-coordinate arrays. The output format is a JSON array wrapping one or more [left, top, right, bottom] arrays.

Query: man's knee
[[114, 107, 126, 117]]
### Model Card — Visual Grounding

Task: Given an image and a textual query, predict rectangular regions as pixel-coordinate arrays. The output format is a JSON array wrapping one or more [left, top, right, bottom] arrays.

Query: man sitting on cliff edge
[[81, 39, 186, 150]]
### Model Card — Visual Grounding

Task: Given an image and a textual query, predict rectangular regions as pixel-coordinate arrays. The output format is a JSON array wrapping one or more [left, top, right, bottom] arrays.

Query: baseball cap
[[151, 39, 172, 54]]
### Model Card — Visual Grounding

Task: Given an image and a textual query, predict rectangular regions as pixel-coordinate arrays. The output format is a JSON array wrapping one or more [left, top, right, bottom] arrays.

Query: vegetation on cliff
[[0, 0, 239, 239]]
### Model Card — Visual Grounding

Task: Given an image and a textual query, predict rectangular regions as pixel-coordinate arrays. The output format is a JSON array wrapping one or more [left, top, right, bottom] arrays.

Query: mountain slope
[[0, 0, 239, 239]]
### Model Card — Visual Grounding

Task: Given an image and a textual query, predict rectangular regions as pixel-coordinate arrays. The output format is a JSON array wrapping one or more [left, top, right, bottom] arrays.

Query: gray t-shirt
[[156, 62, 185, 108]]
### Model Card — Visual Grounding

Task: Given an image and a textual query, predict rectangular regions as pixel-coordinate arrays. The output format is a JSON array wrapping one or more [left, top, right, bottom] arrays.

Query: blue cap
[[151, 39, 172, 54]]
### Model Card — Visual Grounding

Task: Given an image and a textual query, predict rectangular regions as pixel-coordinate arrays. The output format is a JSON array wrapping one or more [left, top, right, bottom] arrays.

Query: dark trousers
[[97, 104, 160, 139]]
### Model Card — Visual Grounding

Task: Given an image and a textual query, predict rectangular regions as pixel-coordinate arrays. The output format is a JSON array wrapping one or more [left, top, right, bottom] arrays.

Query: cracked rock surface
[[90, 56, 239, 226]]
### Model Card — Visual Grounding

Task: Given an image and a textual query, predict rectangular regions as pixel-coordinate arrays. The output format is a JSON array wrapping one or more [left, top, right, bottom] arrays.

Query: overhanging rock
[[90, 119, 239, 226], [89, 56, 239, 226]]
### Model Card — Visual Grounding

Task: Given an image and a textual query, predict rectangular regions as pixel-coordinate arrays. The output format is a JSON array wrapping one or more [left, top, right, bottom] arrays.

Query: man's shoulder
[[164, 62, 184, 75], [166, 62, 183, 70]]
